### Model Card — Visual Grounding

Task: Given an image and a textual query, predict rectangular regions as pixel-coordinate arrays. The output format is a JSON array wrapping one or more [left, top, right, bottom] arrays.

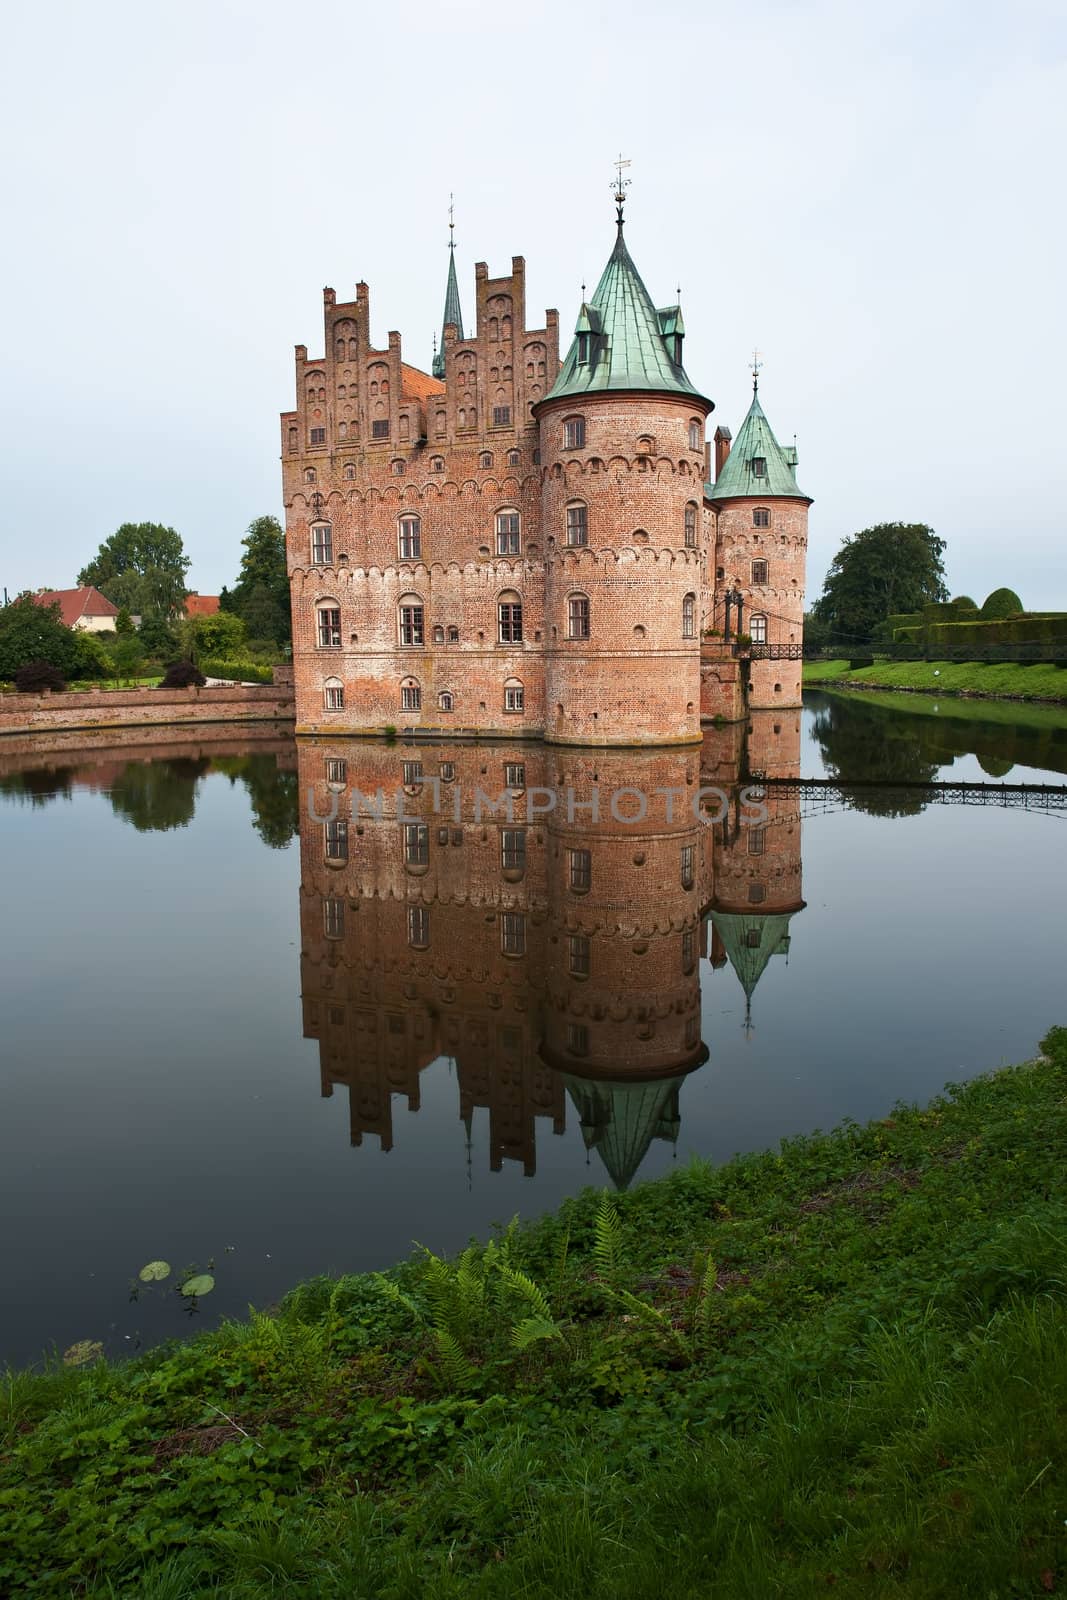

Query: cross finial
[[448, 192, 455, 250], [750, 347, 763, 390], [611, 153, 631, 227]]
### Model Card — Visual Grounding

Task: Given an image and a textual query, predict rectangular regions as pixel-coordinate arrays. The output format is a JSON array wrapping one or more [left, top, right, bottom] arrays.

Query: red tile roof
[[184, 594, 220, 617], [401, 363, 446, 401], [32, 587, 118, 627]]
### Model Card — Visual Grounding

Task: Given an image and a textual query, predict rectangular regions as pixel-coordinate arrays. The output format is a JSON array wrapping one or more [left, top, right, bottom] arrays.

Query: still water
[[1, 693, 1065, 1367]]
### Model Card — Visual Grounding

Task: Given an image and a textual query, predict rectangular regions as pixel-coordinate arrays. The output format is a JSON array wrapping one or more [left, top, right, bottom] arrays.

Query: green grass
[[804, 657, 1067, 702], [3, 1030, 1067, 1597]]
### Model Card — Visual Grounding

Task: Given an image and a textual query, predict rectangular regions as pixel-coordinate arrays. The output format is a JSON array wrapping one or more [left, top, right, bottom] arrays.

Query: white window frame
[[398, 515, 421, 560]]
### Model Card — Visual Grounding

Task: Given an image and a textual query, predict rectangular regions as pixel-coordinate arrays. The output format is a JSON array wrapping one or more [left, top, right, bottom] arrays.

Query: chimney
[[714, 425, 732, 480]]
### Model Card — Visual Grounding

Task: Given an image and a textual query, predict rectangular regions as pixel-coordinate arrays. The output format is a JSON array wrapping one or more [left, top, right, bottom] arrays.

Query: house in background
[[32, 587, 119, 633], [183, 594, 220, 619]]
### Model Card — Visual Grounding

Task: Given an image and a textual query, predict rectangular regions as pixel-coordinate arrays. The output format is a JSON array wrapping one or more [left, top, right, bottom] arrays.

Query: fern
[[593, 1194, 624, 1284], [430, 1327, 478, 1391], [511, 1316, 563, 1352], [374, 1274, 424, 1326], [498, 1265, 553, 1322]]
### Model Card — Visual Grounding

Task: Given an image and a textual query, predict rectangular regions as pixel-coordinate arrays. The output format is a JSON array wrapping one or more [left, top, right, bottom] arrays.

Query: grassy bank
[[804, 657, 1067, 703], [4, 1034, 1067, 1598]]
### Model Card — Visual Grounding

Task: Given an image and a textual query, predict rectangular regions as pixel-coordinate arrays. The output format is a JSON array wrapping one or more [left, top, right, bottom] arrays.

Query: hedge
[[197, 658, 276, 684]]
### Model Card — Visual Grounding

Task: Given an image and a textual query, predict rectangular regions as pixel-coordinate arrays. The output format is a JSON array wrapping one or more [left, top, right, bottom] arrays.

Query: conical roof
[[545, 222, 709, 406], [432, 244, 464, 380], [562, 1074, 685, 1191], [707, 386, 809, 501], [709, 911, 794, 1003]]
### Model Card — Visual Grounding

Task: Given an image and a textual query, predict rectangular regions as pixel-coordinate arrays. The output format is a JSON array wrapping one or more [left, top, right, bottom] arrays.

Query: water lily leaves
[[63, 1340, 103, 1367], [138, 1260, 171, 1283], [180, 1273, 215, 1298]]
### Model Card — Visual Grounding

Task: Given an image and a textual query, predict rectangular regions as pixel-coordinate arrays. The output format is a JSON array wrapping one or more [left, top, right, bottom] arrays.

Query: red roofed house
[[33, 587, 119, 633], [184, 594, 221, 618]]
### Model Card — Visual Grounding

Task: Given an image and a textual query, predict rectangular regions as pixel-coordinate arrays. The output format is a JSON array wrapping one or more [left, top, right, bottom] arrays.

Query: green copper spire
[[432, 199, 464, 380], [544, 179, 710, 407], [707, 378, 809, 501], [562, 1074, 687, 1191]]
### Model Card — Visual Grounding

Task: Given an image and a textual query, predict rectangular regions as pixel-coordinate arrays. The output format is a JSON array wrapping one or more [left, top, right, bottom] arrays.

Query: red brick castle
[[281, 183, 811, 743]]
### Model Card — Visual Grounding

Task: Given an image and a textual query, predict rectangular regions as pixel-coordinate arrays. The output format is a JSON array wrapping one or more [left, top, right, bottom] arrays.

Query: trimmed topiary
[[980, 587, 1023, 619], [14, 660, 68, 693], [159, 660, 207, 689]]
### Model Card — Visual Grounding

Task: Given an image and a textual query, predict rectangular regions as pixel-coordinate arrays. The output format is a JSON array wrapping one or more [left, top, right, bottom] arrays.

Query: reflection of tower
[[542, 749, 709, 1188], [708, 710, 804, 1030]]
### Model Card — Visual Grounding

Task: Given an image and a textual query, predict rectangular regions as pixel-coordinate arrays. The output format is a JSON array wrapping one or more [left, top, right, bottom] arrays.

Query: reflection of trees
[[807, 695, 939, 815], [0, 767, 76, 807], [237, 755, 298, 850], [108, 758, 210, 833]]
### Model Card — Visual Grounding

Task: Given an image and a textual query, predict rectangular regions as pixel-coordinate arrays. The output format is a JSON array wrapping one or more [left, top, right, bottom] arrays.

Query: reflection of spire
[[562, 1075, 685, 1191], [432, 196, 464, 380], [710, 910, 794, 1022]]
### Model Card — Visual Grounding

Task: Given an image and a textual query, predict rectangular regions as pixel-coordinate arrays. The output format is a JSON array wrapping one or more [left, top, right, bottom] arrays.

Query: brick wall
[[0, 683, 295, 738]]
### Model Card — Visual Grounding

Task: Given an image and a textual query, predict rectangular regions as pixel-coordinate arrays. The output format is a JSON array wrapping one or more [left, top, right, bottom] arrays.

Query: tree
[[179, 610, 247, 661], [110, 634, 145, 683], [811, 523, 948, 643], [115, 607, 135, 636], [224, 516, 291, 645], [137, 614, 180, 661], [0, 595, 83, 681], [108, 758, 209, 833], [78, 523, 190, 621], [14, 660, 68, 693]]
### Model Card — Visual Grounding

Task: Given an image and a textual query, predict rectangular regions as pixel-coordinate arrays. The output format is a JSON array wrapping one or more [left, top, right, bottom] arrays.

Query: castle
[[281, 185, 811, 744]]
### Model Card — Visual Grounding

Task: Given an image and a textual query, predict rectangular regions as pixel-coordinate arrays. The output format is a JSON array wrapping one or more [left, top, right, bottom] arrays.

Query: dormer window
[[752, 456, 767, 478], [577, 333, 590, 364]]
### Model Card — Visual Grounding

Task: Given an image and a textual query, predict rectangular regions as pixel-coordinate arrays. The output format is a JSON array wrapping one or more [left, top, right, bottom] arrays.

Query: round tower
[[534, 200, 713, 746]]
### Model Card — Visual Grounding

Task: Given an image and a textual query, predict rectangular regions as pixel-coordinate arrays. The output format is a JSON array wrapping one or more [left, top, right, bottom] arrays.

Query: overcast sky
[[2, 0, 1063, 609]]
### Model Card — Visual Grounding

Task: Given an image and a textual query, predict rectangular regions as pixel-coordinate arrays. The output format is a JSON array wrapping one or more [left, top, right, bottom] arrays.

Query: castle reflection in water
[[298, 713, 803, 1189]]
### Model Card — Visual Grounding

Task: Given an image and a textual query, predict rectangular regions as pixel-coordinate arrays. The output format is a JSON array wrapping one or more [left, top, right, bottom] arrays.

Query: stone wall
[[0, 682, 295, 738]]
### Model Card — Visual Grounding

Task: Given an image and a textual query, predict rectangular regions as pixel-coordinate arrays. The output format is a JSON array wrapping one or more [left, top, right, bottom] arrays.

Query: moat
[[2, 690, 1066, 1367]]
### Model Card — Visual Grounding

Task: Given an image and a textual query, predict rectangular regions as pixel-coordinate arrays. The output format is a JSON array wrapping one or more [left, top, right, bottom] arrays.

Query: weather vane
[[612, 154, 631, 225], [750, 347, 763, 390], [448, 192, 455, 249]]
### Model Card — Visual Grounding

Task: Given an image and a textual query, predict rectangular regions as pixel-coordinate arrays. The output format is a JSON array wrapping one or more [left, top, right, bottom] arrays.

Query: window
[[568, 933, 590, 977], [400, 679, 421, 711], [447, 626, 459, 643], [505, 762, 525, 789], [501, 912, 526, 956], [323, 897, 344, 939], [479, 452, 493, 469], [310, 427, 326, 446], [752, 560, 769, 585], [440, 761, 456, 781], [304, 467, 316, 484], [682, 929, 695, 974], [408, 906, 430, 948], [344, 463, 356, 479], [563, 416, 586, 449], [680, 844, 695, 890], [371, 420, 390, 439], [496, 510, 521, 555], [324, 819, 348, 862], [577, 333, 590, 364], [391, 459, 404, 476], [753, 507, 770, 528], [317, 605, 341, 648], [433, 625, 444, 645], [684, 503, 697, 547], [567, 1023, 589, 1057], [504, 680, 524, 712], [689, 420, 702, 451], [567, 594, 590, 640], [491, 405, 511, 427], [749, 883, 766, 904], [501, 828, 526, 873], [402, 760, 423, 785], [751, 456, 767, 477], [569, 848, 591, 893], [682, 594, 696, 639], [498, 593, 523, 643], [507, 449, 520, 467], [398, 599, 424, 646], [404, 822, 429, 866], [438, 690, 454, 712], [748, 827, 766, 855], [430, 456, 445, 472], [566, 502, 587, 546], [311, 524, 333, 565], [394, 515, 421, 560], [325, 757, 346, 784], [750, 614, 768, 644], [324, 678, 344, 710]]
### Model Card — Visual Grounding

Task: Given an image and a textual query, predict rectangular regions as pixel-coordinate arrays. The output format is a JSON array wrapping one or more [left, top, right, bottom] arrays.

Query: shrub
[[14, 660, 68, 693], [980, 587, 1024, 619], [159, 660, 206, 689], [197, 658, 274, 684]]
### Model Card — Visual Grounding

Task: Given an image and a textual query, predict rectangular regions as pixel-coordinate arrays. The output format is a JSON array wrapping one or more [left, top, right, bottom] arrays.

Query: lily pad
[[63, 1340, 103, 1367], [180, 1273, 215, 1298], [138, 1260, 171, 1283]]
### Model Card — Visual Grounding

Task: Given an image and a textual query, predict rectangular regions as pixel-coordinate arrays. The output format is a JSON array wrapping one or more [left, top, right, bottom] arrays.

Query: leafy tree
[[159, 660, 206, 688], [78, 523, 190, 621], [137, 615, 180, 661], [179, 610, 247, 661], [236, 755, 299, 849], [0, 595, 83, 680], [811, 523, 948, 643], [14, 660, 68, 692], [240, 582, 287, 649], [115, 607, 135, 636], [980, 587, 1023, 619], [110, 635, 145, 683], [224, 516, 291, 645], [108, 758, 209, 832], [806, 692, 940, 816]]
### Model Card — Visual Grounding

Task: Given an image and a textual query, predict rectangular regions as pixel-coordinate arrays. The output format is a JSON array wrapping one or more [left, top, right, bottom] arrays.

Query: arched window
[[498, 590, 523, 643], [390, 458, 404, 476], [408, 906, 430, 948], [398, 515, 421, 560], [688, 419, 703, 452], [567, 593, 590, 640], [324, 818, 348, 865], [684, 503, 698, 547], [438, 690, 454, 712], [310, 523, 332, 565], [398, 594, 424, 647], [752, 559, 769, 585], [304, 467, 317, 484], [323, 676, 344, 710], [316, 601, 341, 648], [432, 625, 444, 645], [563, 416, 586, 450], [636, 435, 654, 455], [750, 614, 768, 644], [479, 452, 493, 469], [682, 593, 696, 639], [504, 677, 524, 712], [507, 449, 520, 467], [447, 625, 459, 643], [496, 508, 521, 555], [753, 507, 771, 528], [566, 501, 587, 547], [400, 677, 421, 711], [430, 456, 445, 473], [343, 463, 355, 480]]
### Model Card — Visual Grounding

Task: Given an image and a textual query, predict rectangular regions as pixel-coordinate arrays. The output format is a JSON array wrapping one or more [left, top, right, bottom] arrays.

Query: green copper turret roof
[[707, 385, 809, 501], [544, 222, 710, 407], [709, 911, 794, 1004], [562, 1074, 686, 1191], [432, 243, 464, 380]]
